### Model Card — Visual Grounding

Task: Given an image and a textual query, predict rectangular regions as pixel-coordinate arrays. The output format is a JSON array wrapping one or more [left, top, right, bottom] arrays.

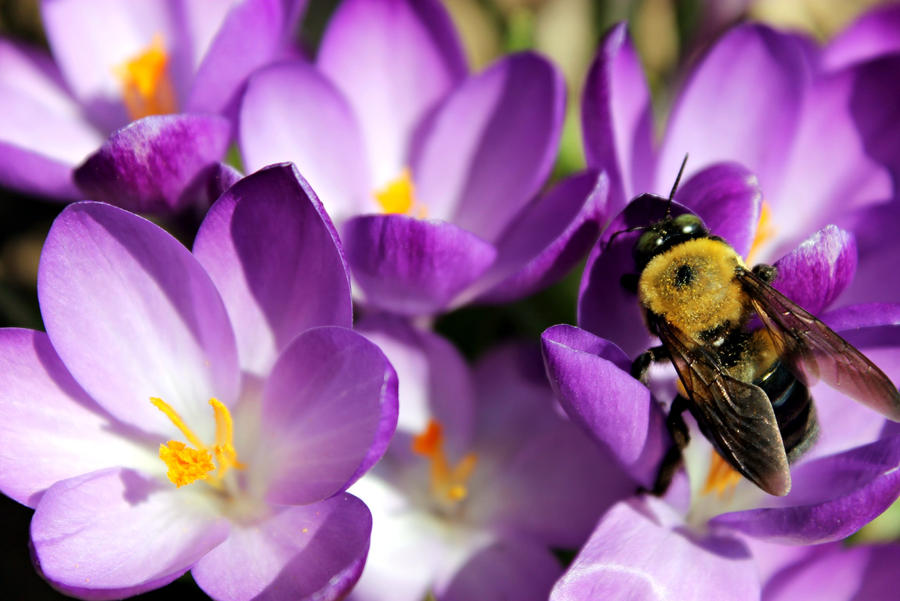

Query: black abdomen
[[756, 360, 819, 461]]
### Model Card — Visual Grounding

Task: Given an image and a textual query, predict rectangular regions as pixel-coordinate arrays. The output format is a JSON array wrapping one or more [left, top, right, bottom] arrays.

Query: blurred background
[[1, 0, 897, 598]]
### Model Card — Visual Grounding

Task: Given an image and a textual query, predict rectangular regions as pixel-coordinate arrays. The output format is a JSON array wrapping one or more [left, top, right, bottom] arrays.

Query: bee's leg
[[751, 263, 778, 284], [651, 395, 690, 496], [630, 345, 669, 383]]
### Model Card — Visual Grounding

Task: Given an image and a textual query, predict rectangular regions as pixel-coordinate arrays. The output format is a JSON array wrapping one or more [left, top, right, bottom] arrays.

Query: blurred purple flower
[[583, 14, 900, 266], [239, 0, 608, 316], [347, 315, 633, 601], [0, 0, 305, 212], [0, 164, 398, 600], [761, 539, 900, 601], [542, 166, 900, 600]]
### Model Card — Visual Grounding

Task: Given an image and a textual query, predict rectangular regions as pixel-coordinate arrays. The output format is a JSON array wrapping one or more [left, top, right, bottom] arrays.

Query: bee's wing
[[654, 316, 792, 496], [738, 267, 900, 421]]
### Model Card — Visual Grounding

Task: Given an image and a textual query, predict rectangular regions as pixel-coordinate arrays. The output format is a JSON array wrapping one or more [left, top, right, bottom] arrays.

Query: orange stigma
[[375, 168, 428, 218], [702, 451, 742, 498], [113, 34, 177, 120], [747, 202, 775, 262], [412, 419, 477, 505]]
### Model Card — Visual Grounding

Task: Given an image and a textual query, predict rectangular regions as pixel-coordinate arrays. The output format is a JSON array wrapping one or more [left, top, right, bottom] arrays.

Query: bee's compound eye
[[673, 213, 707, 237], [634, 230, 664, 269]]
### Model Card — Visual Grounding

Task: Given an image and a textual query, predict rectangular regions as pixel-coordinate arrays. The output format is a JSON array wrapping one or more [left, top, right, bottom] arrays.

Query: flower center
[[702, 451, 742, 498], [412, 419, 477, 509], [375, 168, 427, 217], [113, 34, 177, 120], [747, 202, 775, 262], [151, 397, 244, 488]]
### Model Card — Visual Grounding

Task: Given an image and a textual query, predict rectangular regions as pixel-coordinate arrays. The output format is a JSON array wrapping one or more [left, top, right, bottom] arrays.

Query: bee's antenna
[[664, 153, 689, 218]]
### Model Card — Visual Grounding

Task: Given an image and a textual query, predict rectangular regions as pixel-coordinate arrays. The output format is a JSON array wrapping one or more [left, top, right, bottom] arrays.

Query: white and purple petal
[[259, 326, 398, 505], [412, 52, 565, 241], [541, 324, 666, 488], [31, 467, 230, 599], [343, 215, 496, 316], [581, 23, 655, 210], [239, 61, 372, 224], [551, 496, 759, 601], [772, 225, 857, 315], [657, 25, 811, 197], [192, 494, 371, 601], [468, 343, 634, 547], [712, 434, 900, 544], [0, 329, 156, 507], [823, 4, 900, 71], [317, 0, 466, 186], [475, 170, 609, 304], [194, 164, 351, 376], [74, 114, 231, 214], [38, 201, 240, 441]]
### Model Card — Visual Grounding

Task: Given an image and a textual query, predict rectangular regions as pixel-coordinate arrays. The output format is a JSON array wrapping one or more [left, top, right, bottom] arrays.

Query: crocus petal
[[412, 52, 565, 241], [577, 194, 678, 356], [711, 435, 900, 544], [193, 494, 371, 601], [347, 475, 485, 601], [317, 0, 466, 186], [657, 25, 810, 197], [771, 225, 856, 315], [260, 326, 398, 505], [551, 496, 759, 601], [845, 55, 900, 203], [674, 162, 762, 259], [356, 314, 476, 455], [475, 170, 609, 304], [343, 214, 497, 316], [839, 203, 900, 306], [0, 41, 102, 199], [0, 329, 156, 507], [74, 114, 231, 214], [822, 4, 900, 71], [762, 542, 900, 601], [187, 0, 294, 116], [440, 539, 564, 601], [38, 202, 240, 441], [31, 467, 230, 598], [541, 324, 666, 488], [769, 67, 891, 256], [238, 61, 372, 223], [582, 23, 655, 210], [469, 343, 634, 547], [194, 164, 351, 376]]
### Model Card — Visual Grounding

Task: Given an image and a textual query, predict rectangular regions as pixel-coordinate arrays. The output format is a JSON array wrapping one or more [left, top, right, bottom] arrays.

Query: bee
[[624, 159, 900, 496]]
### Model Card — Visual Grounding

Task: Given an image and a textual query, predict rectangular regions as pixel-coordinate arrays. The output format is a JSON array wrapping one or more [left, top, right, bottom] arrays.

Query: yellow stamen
[[412, 418, 477, 505], [151, 397, 243, 488], [374, 168, 427, 217], [159, 441, 214, 488], [702, 451, 742, 497], [747, 202, 775, 262], [113, 33, 177, 120]]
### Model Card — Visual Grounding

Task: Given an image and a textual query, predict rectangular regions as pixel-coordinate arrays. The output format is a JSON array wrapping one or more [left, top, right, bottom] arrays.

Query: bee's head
[[633, 212, 709, 271]]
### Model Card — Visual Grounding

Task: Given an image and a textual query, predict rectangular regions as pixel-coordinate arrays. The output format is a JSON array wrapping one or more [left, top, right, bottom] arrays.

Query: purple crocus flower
[[346, 315, 633, 601], [0, 0, 305, 212], [0, 164, 398, 600], [583, 15, 900, 267], [238, 0, 607, 316], [542, 166, 900, 600], [761, 540, 900, 600]]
